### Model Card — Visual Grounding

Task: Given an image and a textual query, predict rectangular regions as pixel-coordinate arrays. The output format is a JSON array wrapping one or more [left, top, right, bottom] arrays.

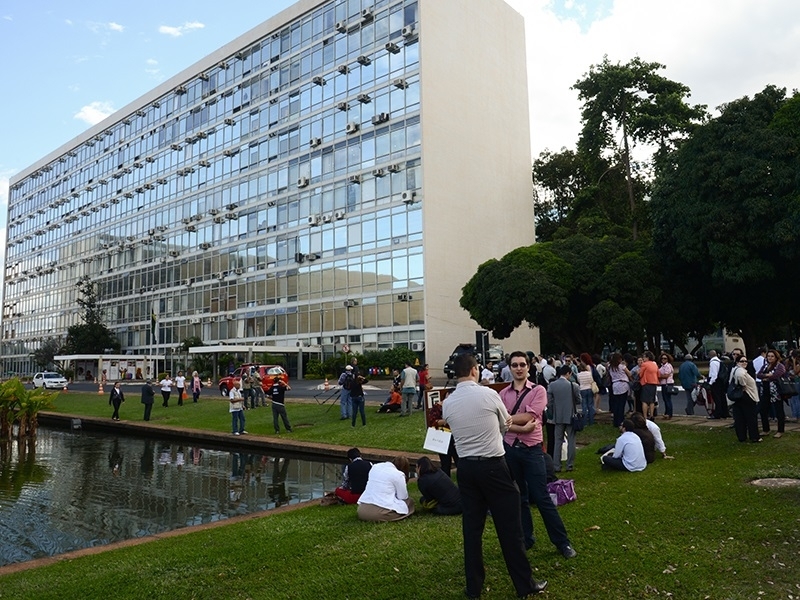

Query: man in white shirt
[[400, 362, 418, 417], [600, 419, 647, 472]]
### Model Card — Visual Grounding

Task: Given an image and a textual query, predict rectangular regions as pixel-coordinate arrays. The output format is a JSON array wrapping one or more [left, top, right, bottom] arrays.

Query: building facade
[[2, 0, 537, 376]]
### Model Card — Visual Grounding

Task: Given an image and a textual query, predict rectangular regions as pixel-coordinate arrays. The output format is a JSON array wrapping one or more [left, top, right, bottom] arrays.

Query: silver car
[[32, 372, 68, 390]]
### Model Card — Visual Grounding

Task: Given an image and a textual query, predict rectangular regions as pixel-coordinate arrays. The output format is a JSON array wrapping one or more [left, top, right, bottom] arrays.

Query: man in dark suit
[[141, 379, 155, 421]]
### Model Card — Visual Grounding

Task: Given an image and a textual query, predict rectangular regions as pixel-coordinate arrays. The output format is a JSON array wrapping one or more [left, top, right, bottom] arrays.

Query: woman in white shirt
[[159, 376, 173, 407], [357, 457, 415, 522]]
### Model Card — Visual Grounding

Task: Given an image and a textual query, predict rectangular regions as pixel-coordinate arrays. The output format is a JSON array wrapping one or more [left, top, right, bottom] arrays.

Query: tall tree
[[63, 278, 121, 354], [651, 86, 800, 353], [572, 56, 707, 240]]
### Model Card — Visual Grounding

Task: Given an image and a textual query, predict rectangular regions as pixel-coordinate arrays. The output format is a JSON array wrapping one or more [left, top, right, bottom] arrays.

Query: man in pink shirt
[[500, 351, 577, 559]]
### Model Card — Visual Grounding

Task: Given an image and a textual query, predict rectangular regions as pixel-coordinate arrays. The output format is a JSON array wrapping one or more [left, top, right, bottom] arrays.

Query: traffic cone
[[97, 380, 104, 394], [324, 377, 330, 391]]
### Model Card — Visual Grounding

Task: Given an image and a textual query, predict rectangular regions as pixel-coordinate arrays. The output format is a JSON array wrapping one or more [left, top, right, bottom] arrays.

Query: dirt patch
[[750, 478, 800, 488]]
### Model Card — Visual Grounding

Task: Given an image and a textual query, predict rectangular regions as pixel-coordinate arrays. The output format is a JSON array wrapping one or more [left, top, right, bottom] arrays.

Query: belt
[[461, 456, 502, 461]]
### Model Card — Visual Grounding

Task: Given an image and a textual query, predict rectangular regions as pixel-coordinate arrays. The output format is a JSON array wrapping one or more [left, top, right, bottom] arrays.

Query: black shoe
[[464, 588, 480, 600], [520, 580, 548, 597], [560, 545, 577, 559]]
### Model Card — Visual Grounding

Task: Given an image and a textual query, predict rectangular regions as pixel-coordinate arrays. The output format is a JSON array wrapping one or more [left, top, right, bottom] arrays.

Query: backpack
[[726, 367, 745, 402], [342, 373, 353, 390], [713, 359, 729, 390]]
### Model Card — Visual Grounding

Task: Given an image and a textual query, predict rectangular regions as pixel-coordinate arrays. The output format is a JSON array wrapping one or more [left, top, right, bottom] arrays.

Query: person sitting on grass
[[630, 412, 673, 460], [377, 388, 402, 413], [600, 418, 646, 472], [334, 448, 372, 504], [629, 412, 656, 464], [357, 457, 415, 521], [416, 456, 462, 515]]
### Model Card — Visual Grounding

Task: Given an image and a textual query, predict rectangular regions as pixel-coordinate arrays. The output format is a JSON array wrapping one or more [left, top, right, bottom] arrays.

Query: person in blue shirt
[[678, 355, 701, 415]]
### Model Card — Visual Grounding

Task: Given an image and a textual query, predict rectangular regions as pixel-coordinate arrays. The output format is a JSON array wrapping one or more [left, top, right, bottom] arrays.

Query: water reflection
[[0, 427, 342, 567]]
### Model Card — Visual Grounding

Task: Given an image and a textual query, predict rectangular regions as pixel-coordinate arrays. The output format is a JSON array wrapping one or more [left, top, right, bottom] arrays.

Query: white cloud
[[65, 19, 73, 25], [3, 15, 12, 21], [158, 21, 205, 37], [145, 58, 163, 80], [108, 22, 124, 33], [86, 21, 125, 35], [503, 0, 800, 159], [74, 101, 115, 126]]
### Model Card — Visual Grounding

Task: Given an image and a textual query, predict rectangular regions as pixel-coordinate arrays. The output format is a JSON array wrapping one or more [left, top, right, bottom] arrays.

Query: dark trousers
[[609, 391, 627, 427], [544, 421, 555, 458], [143, 403, 153, 421], [759, 385, 785, 433], [351, 395, 366, 426], [111, 398, 121, 420], [176, 388, 184, 406], [684, 388, 695, 415], [272, 403, 292, 433], [504, 442, 570, 552], [161, 391, 170, 407], [732, 397, 760, 442], [601, 454, 630, 471], [438, 437, 459, 477], [711, 384, 728, 418], [456, 457, 536, 598]]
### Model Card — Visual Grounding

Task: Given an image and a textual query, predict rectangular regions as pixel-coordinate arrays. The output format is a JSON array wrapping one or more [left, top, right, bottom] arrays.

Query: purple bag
[[547, 479, 576, 506]]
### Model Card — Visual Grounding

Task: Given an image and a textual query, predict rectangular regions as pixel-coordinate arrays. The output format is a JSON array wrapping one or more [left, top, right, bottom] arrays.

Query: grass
[[48, 390, 431, 452], [4, 392, 800, 599]]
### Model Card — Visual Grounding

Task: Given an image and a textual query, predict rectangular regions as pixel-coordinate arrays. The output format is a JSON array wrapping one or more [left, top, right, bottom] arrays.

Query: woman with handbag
[[756, 349, 787, 438], [658, 353, 676, 420], [607, 353, 632, 427]]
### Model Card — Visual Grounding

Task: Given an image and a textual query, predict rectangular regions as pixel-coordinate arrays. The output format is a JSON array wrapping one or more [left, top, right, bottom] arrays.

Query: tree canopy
[[62, 278, 121, 354]]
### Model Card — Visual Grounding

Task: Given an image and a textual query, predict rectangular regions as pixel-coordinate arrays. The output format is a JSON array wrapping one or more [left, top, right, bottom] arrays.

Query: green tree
[[62, 278, 121, 354], [651, 86, 800, 352], [32, 338, 63, 369], [460, 235, 664, 353], [572, 56, 706, 240]]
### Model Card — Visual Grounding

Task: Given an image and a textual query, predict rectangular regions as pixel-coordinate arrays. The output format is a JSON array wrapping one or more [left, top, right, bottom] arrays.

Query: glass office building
[[3, 0, 536, 375]]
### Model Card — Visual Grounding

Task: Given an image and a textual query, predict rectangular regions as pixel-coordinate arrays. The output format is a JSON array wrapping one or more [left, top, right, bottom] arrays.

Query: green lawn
[[3, 392, 799, 599]]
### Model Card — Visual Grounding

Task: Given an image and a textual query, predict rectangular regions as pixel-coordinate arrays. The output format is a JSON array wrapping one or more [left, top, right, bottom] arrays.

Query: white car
[[32, 372, 68, 390]]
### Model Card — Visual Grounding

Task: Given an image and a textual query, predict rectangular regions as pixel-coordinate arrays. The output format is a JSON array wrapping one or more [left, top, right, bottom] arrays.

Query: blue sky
[[1, 0, 799, 275]]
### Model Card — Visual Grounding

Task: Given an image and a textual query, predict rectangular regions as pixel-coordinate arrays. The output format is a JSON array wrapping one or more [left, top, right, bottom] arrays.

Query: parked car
[[218, 364, 289, 396], [443, 344, 480, 379], [32, 372, 68, 390]]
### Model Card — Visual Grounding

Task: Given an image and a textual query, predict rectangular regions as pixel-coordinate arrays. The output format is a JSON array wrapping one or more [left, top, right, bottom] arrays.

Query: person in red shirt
[[638, 351, 660, 420], [416, 364, 430, 409]]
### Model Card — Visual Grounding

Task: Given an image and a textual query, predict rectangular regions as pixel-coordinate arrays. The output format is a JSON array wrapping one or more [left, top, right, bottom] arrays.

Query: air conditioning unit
[[398, 293, 412, 301], [226, 203, 238, 210], [312, 75, 326, 86], [176, 168, 185, 176], [208, 208, 220, 215], [361, 8, 374, 21], [168, 250, 179, 257], [336, 101, 349, 112], [402, 25, 416, 38], [199, 242, 212, 250], [224, 118, 235, 126], [357, 93, 371, 104], [175, 85, 187, 95], [182, 217, 192, 224], [225, 212, 238, 220], [335, 20, 348, 33], [144, 183, 155, 190], [308, 215, 321, 226], [343, 300, 357, 307], [198, 160, 210, 167], [294, 252, 305, 263], [226, 314, 236, 321], [153, 234, 165, 241], [297, 176, 310, 188], [372, 112, 390, 125], [199, 73, 209, 81], [306, 253, 319, 262], [135, 110, 146, 117], [158, 225, 169, 231], [309, 137, 322, 148], [190, 316, 201, 324], [196, 131, 208, 139], [213, 216, 226, 223], [372, 168, 386, 178], [148, 229, 156, 236], [337, 64, 350, 75], [223, 149, 239, 157], [170, 144, 181, 151], [322, 214, 332, 223], [401, 190, 417, 204], [393, 78, 409, 89], [185, 225, 197, 232], [334, 210, 346, 220], [387, 163, 401, 173], [411, 341, 425, 352], [157, 178, 168, 184], [346, 122, 360, 134], [357, 55, 371, 66], [234, 268, 244, 275], [348, 174, 362, 184], [385, 42, 400, 54]]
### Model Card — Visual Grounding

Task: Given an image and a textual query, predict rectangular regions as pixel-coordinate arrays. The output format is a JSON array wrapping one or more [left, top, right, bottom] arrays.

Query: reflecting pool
[[0, 427, 343, 567]]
